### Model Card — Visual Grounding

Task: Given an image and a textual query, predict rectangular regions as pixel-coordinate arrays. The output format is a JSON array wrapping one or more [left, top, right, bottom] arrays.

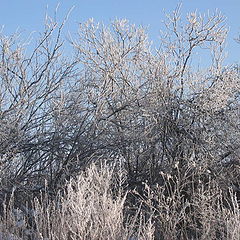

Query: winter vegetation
[[0, 6, 239, 239]]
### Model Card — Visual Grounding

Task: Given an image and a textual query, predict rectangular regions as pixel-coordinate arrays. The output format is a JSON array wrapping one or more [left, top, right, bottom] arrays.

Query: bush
[[0, 163, 155, 240]]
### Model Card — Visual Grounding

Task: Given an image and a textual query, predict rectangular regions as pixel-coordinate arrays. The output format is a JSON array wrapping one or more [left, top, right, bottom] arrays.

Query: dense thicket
[[0, 7, 239, 239]]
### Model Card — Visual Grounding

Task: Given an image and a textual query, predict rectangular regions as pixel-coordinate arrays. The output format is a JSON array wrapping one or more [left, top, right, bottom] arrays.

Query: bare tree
[[70, 7, 239, 188], [0, 14, 79, 200]]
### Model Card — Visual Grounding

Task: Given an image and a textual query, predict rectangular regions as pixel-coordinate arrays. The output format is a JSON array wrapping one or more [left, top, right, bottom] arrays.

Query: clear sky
[[0, 0, 239, 65]]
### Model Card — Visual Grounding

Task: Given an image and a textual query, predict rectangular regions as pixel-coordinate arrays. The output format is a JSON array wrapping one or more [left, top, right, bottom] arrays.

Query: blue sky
[[0, 0, 239, 65]]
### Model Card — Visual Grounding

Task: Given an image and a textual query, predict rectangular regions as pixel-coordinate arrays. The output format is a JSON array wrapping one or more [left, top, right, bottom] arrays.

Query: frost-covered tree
[[0, 7, 239, 215]]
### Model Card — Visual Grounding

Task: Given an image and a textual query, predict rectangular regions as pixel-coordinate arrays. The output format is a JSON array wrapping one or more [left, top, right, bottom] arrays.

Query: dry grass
[[0, 163, 239, 240], [0, 164, 155, 240]]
